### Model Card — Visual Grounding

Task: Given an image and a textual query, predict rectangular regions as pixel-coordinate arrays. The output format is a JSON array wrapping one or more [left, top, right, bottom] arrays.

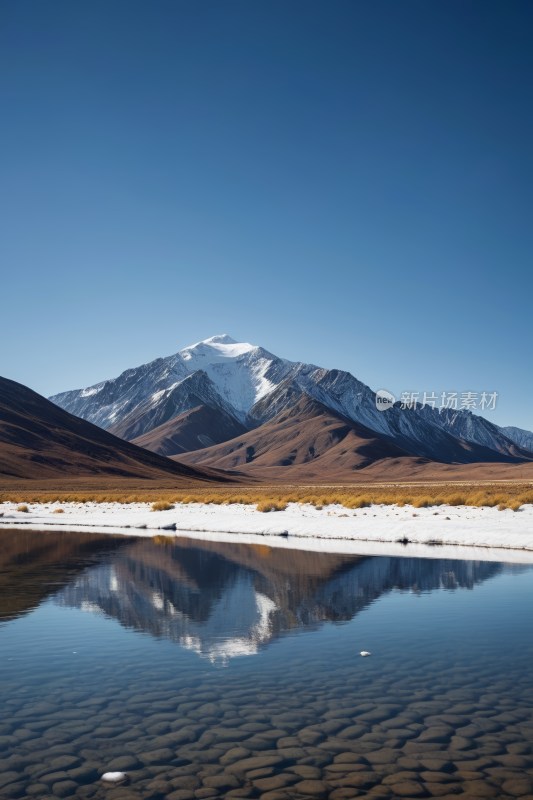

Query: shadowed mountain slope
[[107, 369, 242, 441], [177, 395, 416, 471], [177, 394, 533, 483], [0, 376, 234, 484], [248, 372, 533, 465], [128, 405, 248, 457], [498, 424, 533, 454], [416, 406, 533, 460]]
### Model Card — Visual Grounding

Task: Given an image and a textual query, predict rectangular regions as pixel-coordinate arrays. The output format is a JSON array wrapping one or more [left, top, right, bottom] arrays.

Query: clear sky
[[2, 1, 532, 430]]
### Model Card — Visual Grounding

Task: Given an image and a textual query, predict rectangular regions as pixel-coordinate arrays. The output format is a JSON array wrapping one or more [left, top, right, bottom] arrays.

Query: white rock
[[360, 651, 371, 657], [102, 772, 126, 782]]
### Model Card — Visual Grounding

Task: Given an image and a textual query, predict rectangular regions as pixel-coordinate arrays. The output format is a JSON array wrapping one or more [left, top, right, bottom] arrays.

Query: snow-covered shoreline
[[1, 500, 533, 561]]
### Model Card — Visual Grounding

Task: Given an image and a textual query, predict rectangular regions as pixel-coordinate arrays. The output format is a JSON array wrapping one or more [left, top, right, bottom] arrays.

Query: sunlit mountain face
[[0, 529, 508, 666]]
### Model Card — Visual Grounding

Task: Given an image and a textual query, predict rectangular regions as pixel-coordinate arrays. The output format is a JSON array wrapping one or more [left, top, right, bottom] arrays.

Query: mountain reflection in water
[[0, 529, 518, 665]]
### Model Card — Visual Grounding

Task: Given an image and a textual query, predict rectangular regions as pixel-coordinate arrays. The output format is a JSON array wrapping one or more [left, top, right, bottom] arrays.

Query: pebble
[[502, 777, 533, 795], [39, 772, 71, 786], [332, 772, 380, 789], [288, 765, 322, 779], [336, 725, 368, 740], [294, 778, 330, 796], [106, 757, 139, 772], [101, 772, 127, 782], [365, 749, 400, 765], [3, 639, 533, 800], [138, 748, 175, 765], [51, 779, 78, 797], [227, 756, 284, 772], [26, 783, 49, 795], [389, 780, 427, 797], [461, 780, 499, 796], [201, 774, 241, 791], [333, 753, 367, 764], [171, 776, 202, 790], [420, 771, 458, 783], [325, 764, 367, 773], [68, 765, 98, 782]]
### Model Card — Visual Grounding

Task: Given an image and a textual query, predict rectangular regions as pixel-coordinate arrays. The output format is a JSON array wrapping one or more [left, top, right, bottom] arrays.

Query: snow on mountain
[[415, 406, 533, 459], [497, 425, 533, 454], [106, 371, 239, 441], [50, 335, 309, 433], [49, 334, 533, 463], [248, 368, 527, 464], [176, 335, 296, 417]]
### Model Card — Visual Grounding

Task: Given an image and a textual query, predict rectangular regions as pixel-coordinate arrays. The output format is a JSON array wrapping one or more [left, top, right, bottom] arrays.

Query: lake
[[1, 528, 533, 800]]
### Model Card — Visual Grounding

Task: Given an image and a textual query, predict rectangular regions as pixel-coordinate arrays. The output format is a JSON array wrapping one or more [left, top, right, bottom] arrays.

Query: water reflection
[[0, 528, 137, 622], [0, 529, 518, 664]]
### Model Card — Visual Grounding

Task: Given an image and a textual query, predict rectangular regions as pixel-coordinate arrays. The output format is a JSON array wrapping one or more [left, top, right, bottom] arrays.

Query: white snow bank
[[1, 500, 533, 561]]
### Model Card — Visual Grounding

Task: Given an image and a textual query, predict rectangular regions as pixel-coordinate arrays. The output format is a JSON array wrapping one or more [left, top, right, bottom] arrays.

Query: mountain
[[247, 369, 533, 464], [177, 393, 528, 481], [498, 425, 533, 454], [128, 405, 248, 457], [50, 335, 304, 432], [415, 406, 533, 459], [177, 394, 416, 473], [49, 334, 533, 467], [0, 375, 234, 484], [106, 370, 242, 441]]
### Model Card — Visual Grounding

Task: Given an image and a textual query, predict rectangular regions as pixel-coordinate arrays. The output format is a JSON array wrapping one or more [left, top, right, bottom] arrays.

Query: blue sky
[[2, 0, 532, 430]]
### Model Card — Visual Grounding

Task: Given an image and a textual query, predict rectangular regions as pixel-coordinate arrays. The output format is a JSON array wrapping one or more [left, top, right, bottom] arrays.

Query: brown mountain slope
[[176, 394, 417, 472], [129, 405, 248, 457], [176, 394, 533, 484], [0, 376, 235, 484], [216, 453, 533, 484], [338, 456, 533, 483]]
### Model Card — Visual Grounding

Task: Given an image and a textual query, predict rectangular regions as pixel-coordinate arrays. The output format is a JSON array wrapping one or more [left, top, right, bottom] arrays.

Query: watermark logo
[[375, 390, 499, 413], [399, 391, 498, 412], [376, 389, 396, 412]]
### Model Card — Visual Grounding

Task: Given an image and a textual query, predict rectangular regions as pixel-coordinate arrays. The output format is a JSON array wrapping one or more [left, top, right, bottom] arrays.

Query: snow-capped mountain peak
[[180, 335, 255, 362], [170, 336, 294, 418], [205, 334, 237, 344], [50, 335, 298, 430], [49, 335, 533, 463]]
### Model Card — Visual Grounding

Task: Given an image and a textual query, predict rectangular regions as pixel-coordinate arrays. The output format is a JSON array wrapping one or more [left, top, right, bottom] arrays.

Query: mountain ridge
[[498, 424, 533, 453], [49, 335, 533, 467], [176, 393, 528, 483]]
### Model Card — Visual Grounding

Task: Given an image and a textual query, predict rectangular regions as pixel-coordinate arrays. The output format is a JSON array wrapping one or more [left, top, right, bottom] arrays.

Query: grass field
[[2, 482, 533, 511]]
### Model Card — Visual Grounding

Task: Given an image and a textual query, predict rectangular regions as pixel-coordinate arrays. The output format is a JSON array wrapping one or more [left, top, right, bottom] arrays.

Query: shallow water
[[1, 528, 533, 800]]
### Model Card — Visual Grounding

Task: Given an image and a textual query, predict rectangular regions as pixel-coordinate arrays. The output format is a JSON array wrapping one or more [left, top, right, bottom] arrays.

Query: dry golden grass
[[256, 500, 288, 513], [2, 483, 532, 511], [52, 508, 64, 514], [150, 501, 174, 512], [17, 505, 29, 512]]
